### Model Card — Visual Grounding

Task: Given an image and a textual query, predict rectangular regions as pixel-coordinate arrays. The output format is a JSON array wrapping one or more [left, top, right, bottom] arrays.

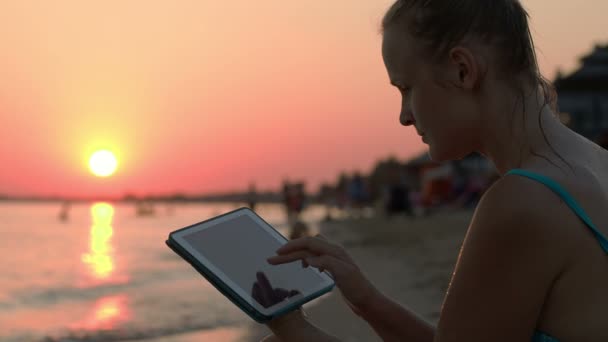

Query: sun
[[89, 150, 118, 177]]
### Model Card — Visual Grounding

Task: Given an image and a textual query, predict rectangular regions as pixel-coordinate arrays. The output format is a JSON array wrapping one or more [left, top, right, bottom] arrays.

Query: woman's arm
[[265, 309, 341, 342], [263, 292, 435, 342], [357, 291, 435, 342], [266, 234, 436, 342]]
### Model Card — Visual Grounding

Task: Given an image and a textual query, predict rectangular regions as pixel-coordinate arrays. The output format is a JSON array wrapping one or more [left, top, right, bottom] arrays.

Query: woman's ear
[[447, 46, 483, 90]]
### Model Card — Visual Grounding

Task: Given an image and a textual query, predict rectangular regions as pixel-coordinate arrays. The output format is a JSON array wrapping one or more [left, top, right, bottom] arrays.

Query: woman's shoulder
[[475, 171, 567, 224], [469, 172, 579, 262], [482, 157, 607, 227], [435, 170, 573, 341]]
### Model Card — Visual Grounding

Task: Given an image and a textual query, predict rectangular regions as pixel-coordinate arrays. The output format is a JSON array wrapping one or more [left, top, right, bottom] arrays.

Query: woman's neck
[[478, 84, 573, 176]]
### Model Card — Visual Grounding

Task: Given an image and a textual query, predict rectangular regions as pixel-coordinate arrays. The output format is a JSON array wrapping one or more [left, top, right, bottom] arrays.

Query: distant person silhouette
[[282, 181, 293, 222], [347, 173, 368, 217], [289, 220, 311, 240], [248, 183, 258, 211], [58, 201, 71, 222]]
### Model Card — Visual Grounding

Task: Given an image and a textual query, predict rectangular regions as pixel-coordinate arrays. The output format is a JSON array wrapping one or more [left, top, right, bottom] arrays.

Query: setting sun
[[89, 150, 118, 177]]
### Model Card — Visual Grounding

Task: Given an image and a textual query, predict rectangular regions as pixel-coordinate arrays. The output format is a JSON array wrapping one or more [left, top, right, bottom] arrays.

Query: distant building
[[555, 43, 608, 142]]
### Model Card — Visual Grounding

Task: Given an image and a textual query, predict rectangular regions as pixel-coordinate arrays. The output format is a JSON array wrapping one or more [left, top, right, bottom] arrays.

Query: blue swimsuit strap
[[532, 330, 559, 342], [506, 169, 608, 254]]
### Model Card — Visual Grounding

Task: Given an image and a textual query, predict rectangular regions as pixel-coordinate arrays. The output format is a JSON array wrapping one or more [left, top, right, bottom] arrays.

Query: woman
[[263, 0, 608, 341]]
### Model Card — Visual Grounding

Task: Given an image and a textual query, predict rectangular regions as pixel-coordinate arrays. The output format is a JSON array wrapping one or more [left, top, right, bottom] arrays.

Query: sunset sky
[[1, 0, 606, 198]]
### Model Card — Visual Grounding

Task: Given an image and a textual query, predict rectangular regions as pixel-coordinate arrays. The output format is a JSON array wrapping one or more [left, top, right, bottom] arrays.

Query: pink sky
[[1, 0, 606, 198]]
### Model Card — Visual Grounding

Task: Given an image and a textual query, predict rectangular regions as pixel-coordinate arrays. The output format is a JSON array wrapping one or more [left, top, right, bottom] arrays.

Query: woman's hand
[[264, 308, 340, 342], [267, 234, 380, 316]]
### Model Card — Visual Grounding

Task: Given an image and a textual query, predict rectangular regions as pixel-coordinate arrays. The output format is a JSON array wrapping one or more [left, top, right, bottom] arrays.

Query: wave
[[0, 267, 193, 311], [4, 319, 247, 342]]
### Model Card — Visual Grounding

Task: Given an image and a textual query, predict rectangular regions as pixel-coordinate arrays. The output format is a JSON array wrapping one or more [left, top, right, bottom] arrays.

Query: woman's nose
[[400, 110, 415, 126]]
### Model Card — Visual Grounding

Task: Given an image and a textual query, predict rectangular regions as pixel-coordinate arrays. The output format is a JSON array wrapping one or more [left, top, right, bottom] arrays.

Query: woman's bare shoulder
[[435, 173, 570, 340], [472, 172, 581, 259], [475, 173, 565, 222]]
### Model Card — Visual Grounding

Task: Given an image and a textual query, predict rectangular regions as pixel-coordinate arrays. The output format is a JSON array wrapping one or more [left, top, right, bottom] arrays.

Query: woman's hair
[[381, 0, 572, 171]]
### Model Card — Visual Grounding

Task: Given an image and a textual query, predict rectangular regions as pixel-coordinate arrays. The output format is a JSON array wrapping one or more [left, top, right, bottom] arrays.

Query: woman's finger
[[276, 236, 344, 259], [267, 250, 316, 265], [305, 254, 347, 279]]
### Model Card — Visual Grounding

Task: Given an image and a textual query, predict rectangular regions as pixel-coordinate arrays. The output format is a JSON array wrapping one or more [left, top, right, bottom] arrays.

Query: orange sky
[[1, 0, 606, 198]]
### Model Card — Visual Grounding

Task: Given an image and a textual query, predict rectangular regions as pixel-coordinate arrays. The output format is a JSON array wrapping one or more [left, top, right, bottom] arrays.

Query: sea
[[0, 201, 326, 342]]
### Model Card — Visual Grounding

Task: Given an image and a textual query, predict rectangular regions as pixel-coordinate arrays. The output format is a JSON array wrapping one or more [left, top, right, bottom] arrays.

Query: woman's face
[[381, 28, 481, 162]]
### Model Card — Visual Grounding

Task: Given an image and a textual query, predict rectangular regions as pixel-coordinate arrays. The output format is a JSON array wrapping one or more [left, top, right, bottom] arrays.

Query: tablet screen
[[178, 212, 332, 311]]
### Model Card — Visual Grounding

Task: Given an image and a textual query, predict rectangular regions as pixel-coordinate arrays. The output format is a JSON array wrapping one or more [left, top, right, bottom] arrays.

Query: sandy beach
[[157, 208, 475, 342]]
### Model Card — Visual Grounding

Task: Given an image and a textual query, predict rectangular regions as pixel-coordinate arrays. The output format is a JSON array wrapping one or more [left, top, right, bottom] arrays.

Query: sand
[[153, 208, 475, 342]]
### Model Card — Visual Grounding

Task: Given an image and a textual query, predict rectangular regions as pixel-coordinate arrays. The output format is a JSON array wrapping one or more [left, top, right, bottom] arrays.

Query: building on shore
[[554, 43, 608, 142]]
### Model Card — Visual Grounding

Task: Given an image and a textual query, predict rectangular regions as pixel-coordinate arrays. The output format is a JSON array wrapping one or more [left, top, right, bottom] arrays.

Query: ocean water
[[0, 202, 325, 342]]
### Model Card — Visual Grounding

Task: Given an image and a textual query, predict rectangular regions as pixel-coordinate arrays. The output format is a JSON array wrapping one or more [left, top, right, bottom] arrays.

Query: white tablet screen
[[181, 213, 331, 310]]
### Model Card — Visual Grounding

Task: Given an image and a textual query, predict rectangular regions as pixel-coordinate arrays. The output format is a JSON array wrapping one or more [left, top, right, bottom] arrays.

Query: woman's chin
[[428, 143, 468, 163]]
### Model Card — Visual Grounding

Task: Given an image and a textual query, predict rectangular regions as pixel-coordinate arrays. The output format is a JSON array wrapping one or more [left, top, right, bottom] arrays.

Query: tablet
[[166, 207, 335, 323]]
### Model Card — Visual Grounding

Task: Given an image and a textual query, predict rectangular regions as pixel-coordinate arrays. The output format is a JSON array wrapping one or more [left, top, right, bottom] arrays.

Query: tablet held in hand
[[166, 207, 335, 323]]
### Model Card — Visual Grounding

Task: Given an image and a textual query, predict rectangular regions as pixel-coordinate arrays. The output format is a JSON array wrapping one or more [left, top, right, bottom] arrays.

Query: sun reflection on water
[[74, 203, 132, 331], [71, 294, 130, 331], [81, 202, 115, 279]]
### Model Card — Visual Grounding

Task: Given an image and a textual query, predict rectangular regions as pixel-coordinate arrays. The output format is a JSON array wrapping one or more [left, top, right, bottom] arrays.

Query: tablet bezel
[[169, 207, 335, 317]]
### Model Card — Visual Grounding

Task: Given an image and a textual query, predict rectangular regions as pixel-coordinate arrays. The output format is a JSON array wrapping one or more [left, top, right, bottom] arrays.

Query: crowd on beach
[[317, 166, 496, 221], [244, 161, 496, 240], [254, 129, 608, 238]]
